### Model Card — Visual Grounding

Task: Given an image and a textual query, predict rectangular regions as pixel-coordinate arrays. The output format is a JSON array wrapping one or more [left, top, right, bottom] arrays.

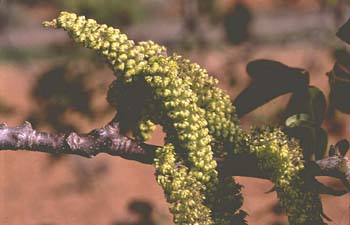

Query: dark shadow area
[[28, 63, 95, 133], [224, 0, 252, 45], [112, 200, 157, 225]]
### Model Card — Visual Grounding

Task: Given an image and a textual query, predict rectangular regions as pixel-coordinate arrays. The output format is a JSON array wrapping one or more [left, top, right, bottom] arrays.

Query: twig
[[0, 120, 156, 164]]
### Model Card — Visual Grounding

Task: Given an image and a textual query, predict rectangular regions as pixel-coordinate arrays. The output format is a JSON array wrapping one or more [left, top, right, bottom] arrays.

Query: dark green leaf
[[234, 60, 309, 117], [336, 17, 350, 44], [284, 126, 315, 160], [329, 145, 336, 157], [308, 86, 326, 125], [335, 139, 349, 156], [315, 128, 328, 160], [246, 59, 309, 84], [328, 63, 350, 114], [285, 86, 326, 127]]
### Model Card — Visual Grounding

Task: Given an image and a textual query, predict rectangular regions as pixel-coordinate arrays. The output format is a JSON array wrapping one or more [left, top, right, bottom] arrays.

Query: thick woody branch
[[0, 121, 156, 164], [0, 120, 349, 195]]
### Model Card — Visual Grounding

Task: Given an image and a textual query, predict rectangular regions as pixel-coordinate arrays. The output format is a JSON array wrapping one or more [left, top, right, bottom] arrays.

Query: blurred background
[[0, 0, 349, 224]]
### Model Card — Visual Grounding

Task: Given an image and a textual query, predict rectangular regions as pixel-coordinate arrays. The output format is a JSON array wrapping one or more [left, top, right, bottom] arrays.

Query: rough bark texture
[[0, 120, 156, 163]]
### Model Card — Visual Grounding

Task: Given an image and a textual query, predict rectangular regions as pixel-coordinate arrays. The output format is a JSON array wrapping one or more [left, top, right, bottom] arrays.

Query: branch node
[[22, 121, 33, 130], [66, 132, 80, 150]]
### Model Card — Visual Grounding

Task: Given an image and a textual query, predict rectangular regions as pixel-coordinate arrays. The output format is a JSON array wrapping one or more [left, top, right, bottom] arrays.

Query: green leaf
[[285, 86, 326, 127], [336, 17, 350, 44], [308, 86, 326, 125], [246, 59, 309, 84], [285, 113, 312, 128], [234, 59, 309, 117], [284, 87, 327, 160], [328, 63, 350, 114], [335, 139, 349, 157], [315, 128, 328, 160]]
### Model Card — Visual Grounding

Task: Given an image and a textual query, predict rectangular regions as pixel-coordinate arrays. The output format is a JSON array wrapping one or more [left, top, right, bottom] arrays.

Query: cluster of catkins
[[44, 12, 325, 225], [247, 128, 326, 225]]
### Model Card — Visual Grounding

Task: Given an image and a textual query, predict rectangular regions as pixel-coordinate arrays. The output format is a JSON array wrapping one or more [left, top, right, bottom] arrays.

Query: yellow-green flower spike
[[154, 143, 212, 224], [244, 127, 325, 225], [45, 12, 326, 225], [133, 119, 155, 142], [43, 11, 166, 83]]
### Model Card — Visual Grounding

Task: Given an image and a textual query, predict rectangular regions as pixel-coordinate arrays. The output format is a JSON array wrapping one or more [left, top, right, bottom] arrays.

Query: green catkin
[[133, 119, 155, 142], [44, 12, 325, 225], [143, 56, 219, 224], [154, 143, 212, 224], [246, 128, 325, 225], [173, 55, 246, 223]]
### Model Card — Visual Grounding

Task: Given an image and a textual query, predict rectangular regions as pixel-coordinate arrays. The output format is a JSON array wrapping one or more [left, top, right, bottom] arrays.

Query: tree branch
[[0, 120, 349, 195], [0, 120, 156, 164]]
